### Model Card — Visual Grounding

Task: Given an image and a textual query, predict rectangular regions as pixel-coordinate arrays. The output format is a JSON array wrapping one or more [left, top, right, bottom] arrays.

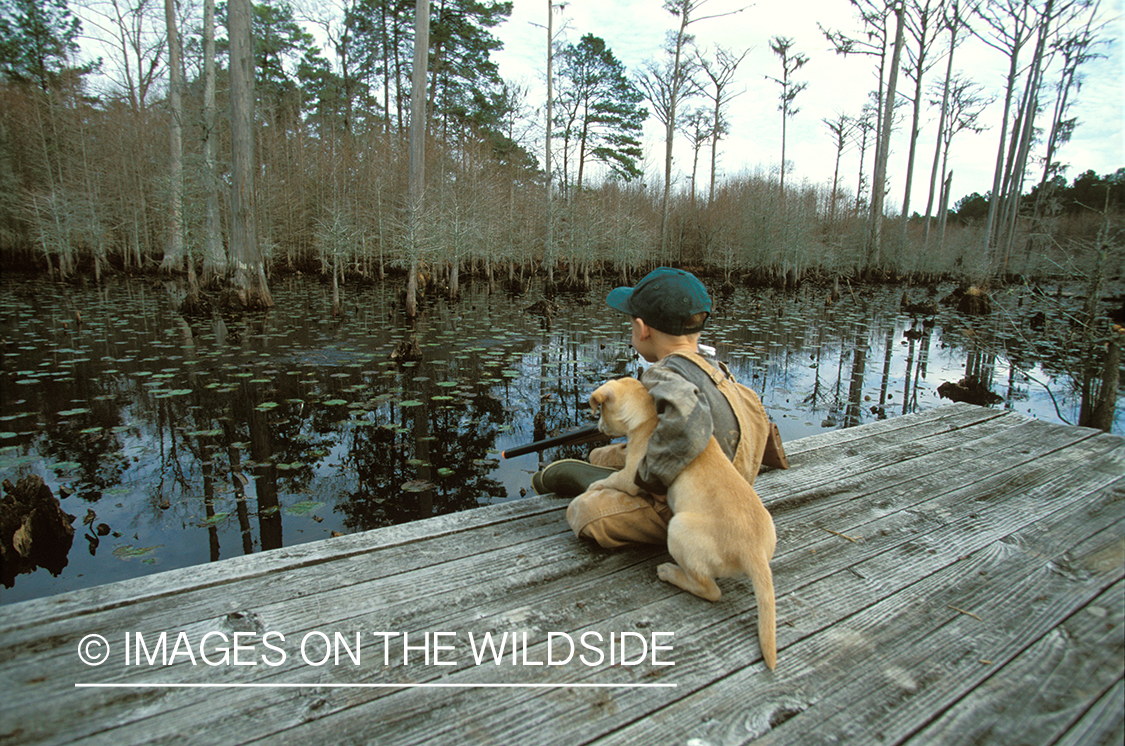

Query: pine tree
[[0, 0, 86, 91], [555, 34, 646, 191], [427, 0, 512, 140], [349, 0, 415, 133]]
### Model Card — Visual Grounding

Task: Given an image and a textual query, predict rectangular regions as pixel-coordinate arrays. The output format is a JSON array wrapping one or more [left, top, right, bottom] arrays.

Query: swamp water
[[1, 274, 1121, 603]]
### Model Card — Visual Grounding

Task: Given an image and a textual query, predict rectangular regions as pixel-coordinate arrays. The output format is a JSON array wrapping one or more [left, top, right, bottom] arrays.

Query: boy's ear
[[633, 318, 652, 340]]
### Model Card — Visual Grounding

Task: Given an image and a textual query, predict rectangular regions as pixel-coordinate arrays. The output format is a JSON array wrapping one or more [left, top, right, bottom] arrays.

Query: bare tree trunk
[[768, 37, 808, 202], [1089, 334, 1120, 431], [923, 9, 958, 247], [867, 0, 906, 274], [1079, 240, 1115, 431], [854, 108, 873, 218], [405, 0, 430, 320], [225, 0, 272, 310], [660, 8, 691, 260], [161, 0, 184, 274], [394, 11, 405, 133], [999, 56, 1043, 271], [899, 0, 940, 256], [978, 0, 1034, 257], [201, 0, 224, 283], [708, 100, 719, 205], [696, 46, 748, 207], [983, 48, 1021, 253], [999, 3, 1054, 272], [937, 170, 952, 250], [824, 113, 849, 224], [544, 0, 555, 288]]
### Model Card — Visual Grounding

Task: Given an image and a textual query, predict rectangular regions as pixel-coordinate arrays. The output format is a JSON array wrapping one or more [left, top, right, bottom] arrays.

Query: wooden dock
[[1, 403, 1122, 745]]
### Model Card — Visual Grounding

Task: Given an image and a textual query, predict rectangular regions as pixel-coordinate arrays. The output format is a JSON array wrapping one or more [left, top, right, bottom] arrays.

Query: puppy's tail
[[746, 555, 776, 670], [743, 525, 777, 670], [742, 513, 778, 670]]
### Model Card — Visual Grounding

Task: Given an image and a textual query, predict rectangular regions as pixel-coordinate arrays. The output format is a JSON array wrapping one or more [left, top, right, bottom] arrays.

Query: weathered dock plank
[[910, 579, 1125, 746], [0, 403, 1121, 746], [1054, 678, 1125, 746]]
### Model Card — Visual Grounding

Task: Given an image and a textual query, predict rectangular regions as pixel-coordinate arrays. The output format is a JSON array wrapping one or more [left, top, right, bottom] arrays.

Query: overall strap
[[665, 350, 790, 473], [665, 350, 727, 385]]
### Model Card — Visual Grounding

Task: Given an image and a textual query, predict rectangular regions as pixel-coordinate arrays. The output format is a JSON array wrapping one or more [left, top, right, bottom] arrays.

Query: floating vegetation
[[198, 512, 230, 527], [112, 545, 162, 560], [286, 500, 325, 516]]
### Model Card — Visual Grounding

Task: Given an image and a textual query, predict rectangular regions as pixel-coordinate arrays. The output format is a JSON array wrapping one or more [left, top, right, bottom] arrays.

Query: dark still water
[[2, 274, 1121, 603]]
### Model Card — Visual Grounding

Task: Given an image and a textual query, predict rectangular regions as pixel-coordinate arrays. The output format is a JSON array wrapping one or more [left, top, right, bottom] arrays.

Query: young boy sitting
[[534, 267, 783, 548]]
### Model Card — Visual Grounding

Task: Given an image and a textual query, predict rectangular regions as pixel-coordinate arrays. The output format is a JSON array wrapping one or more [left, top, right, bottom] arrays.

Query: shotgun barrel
[[501, 423, 607, 459]]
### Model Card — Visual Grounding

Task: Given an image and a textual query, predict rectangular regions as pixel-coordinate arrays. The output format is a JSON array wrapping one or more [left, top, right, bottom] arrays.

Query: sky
[[492, 0, 1125, 211]]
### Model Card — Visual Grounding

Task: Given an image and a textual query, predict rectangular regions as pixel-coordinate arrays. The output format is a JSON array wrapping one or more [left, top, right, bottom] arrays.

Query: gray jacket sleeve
[[635, 363, 713, 493]]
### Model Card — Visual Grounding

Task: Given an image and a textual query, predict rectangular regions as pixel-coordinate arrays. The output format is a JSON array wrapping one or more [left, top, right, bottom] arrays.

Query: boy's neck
[[653, 334, 701, 360]]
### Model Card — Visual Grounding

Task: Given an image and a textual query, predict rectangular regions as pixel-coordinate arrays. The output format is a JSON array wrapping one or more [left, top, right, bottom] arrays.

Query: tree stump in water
[[937, 376, 1002, 406], [390, 338, 422, 364], [941, 286, 992, 315]]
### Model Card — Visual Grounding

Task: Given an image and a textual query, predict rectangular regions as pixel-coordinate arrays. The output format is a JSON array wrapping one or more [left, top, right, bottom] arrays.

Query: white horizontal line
[[75, 682, 676, 689]]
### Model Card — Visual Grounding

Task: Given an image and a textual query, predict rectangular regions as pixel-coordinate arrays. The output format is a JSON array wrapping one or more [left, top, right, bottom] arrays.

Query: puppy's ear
[[589, 384, 614, 415]]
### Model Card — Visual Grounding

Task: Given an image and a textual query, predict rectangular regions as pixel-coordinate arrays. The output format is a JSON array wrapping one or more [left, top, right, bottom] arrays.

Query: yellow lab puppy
[[587, 377, 777, 670]]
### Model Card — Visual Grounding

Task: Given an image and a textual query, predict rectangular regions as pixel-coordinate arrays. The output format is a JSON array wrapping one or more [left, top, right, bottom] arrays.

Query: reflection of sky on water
[[0, 276, 1120, 603]]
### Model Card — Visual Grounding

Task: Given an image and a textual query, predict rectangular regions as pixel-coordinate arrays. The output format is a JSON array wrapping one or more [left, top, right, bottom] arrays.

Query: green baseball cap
[[606, 267, 712, 335]]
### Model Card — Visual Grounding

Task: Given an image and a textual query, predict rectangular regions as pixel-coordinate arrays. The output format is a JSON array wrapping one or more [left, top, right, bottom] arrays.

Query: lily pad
[[155, 388, 193, 398], [199, 512, 230, 527], [287, 500, 325, 515], [112, 544, 163, 560]]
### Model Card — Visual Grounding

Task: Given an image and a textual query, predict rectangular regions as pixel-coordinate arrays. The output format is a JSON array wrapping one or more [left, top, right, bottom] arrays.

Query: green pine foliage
[[555, 34, 647, 187]]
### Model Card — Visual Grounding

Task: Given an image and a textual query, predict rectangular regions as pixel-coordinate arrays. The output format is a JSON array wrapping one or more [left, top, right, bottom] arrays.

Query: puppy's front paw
[[588, 477, 619, 493], [590, 475, 639, 496]]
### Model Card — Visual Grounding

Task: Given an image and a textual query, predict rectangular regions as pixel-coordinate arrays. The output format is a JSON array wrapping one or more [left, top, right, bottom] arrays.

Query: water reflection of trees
[[336, 363, 510, 532], [722, 288, 966, 431]]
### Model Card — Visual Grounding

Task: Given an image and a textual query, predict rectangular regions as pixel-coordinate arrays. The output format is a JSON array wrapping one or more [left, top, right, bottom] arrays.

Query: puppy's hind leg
[[656, 562, 722, 601], [659, 515, 723, 601]]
